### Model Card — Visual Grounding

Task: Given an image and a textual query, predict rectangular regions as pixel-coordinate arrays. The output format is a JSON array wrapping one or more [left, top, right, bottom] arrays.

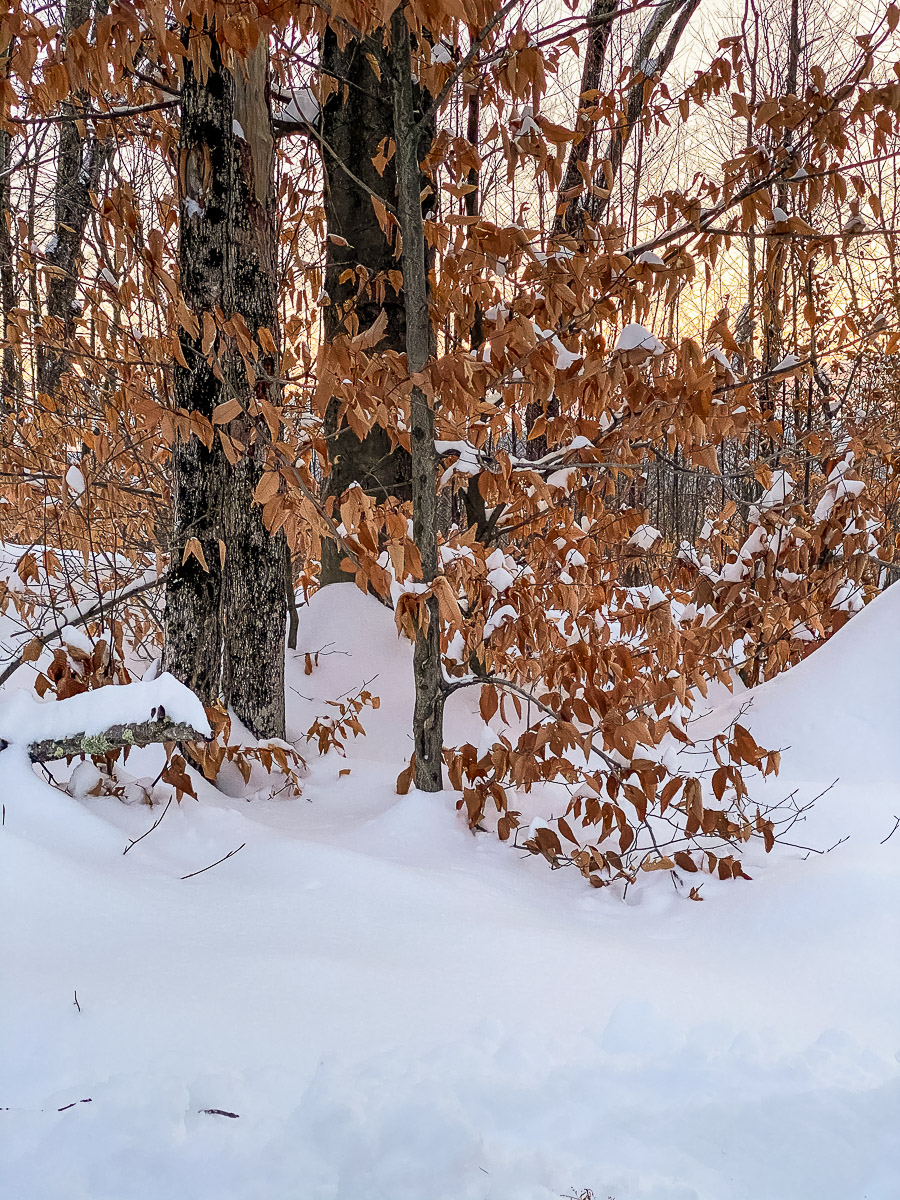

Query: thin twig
[[123, 796, 172, 855], [180, 843, 246, 881]]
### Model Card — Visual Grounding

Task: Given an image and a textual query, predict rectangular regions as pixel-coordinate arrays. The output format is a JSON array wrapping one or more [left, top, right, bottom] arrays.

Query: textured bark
[[8, 717, 207, 764], [164, 34, 229, 708], [593, 0, 699, 221], [390, 11, 444, 793], [0, 42, 18, 413], [37, 0, 110, 397], [220, 38, 286, 740], [552, 0, 618, 238], [461, 86, 491, 536], [164, 28, 286, 738], [760, 0, 800, 381], [525, 0, 618, 461], [318, 28, 413, 585]]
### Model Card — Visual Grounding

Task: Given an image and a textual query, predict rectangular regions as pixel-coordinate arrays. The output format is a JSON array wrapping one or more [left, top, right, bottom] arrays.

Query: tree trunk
[[318, 27, 413, 585], [390, 11, 445, 793], [594, 0, 699, 221], [552, 0, 618, 238], [220, 37, 286, 740], [165, 26, 286, 739], [0, 92, 18, 413], [164, 28, 229, 708], [526, 0, 617, 460], [37, 0, 110, 397]]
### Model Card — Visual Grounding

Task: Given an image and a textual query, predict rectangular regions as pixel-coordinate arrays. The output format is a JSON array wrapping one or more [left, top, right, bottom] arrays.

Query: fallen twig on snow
[[180, 843, 246, 881]]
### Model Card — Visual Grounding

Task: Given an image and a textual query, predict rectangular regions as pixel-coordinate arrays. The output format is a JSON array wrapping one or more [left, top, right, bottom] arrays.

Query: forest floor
[[2, 584, 899, 1199]]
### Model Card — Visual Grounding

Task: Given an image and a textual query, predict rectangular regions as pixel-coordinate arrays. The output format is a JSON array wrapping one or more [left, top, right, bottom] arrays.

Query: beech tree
[[2, 0, 900, 887], [164, 12, 286, 738]]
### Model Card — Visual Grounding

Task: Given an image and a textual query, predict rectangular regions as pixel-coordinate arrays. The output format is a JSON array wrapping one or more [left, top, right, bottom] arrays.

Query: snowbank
[[0, 674, 211, 748], [1, 584, 898, 1198]]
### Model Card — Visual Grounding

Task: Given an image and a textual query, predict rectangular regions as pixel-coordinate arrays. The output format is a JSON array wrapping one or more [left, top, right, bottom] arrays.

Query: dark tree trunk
[[164, 27, 286, 739], [318, 28, 413, 585], [0, 79, 18, 412], [552, 0, 617, 239], [525, 0, 618, 461], [220, 38, 286, 740], [37, 0, 110, 398], [164, 29, 229, 708], [593, 0, 699, 221], [390, 11, 445, 792]]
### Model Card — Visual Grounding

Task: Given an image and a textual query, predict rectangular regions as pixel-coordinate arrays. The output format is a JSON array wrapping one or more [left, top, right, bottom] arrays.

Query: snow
[[183, 197, 205, 219], [60, 623, 93, 655], [2, 584, 899, 1198], [615, 322, 665, 356], [627, 523, 661, 551], [635, 249, 666, 267], [232, 119, 245, 140], [0, 673, 211, 747], [772, 352, 801, 372], [278, 87, 319, 126], [65, 464, 85, 497]]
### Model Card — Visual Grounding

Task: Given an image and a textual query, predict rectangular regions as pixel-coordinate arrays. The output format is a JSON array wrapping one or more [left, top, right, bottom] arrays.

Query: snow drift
[[1, 584, 898, 1199]]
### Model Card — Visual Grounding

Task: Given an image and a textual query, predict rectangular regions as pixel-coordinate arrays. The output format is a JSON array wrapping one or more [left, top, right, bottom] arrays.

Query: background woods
[[3, 0, 900, 885]]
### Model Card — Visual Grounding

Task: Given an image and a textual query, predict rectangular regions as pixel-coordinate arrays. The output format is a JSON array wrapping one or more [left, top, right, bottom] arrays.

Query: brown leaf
[[182, 538, 209, 572], [22, 637, 43, 663]]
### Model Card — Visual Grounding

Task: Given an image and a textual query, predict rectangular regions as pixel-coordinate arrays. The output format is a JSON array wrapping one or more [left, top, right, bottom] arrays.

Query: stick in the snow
[[180, 843, 246, 881], [123, 796, 173, 855]]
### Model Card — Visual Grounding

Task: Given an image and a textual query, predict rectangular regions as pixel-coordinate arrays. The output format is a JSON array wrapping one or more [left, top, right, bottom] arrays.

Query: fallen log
[[1, 716, 206, 763], [0, 675, 212, 763]]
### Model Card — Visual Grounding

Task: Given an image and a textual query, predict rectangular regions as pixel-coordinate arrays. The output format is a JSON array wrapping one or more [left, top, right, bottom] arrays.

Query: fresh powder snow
[[1, 585, 898, 1199]]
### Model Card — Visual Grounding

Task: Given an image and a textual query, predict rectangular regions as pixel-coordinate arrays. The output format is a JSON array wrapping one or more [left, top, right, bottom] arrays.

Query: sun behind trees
[[2, 0, 900, 888]]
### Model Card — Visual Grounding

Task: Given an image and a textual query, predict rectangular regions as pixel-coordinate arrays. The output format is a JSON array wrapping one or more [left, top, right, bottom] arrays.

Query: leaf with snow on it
[[628, 524, 662, 552], [65, 465, 85, 498], [483, 604, 517, 639], [61, 623, 93, 655], [771, 353, 801, 373], [615, 322, 665, 357], [757, 470, 794, 513], [706, 347, 736, 380]]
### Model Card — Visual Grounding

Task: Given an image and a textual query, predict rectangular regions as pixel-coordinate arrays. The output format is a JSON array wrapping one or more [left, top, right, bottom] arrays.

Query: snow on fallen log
[[0, 674, 210, 762]]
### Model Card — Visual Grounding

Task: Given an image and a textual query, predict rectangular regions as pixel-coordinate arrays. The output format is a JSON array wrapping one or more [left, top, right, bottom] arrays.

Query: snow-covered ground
[[2, 585, 899, 1199]]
